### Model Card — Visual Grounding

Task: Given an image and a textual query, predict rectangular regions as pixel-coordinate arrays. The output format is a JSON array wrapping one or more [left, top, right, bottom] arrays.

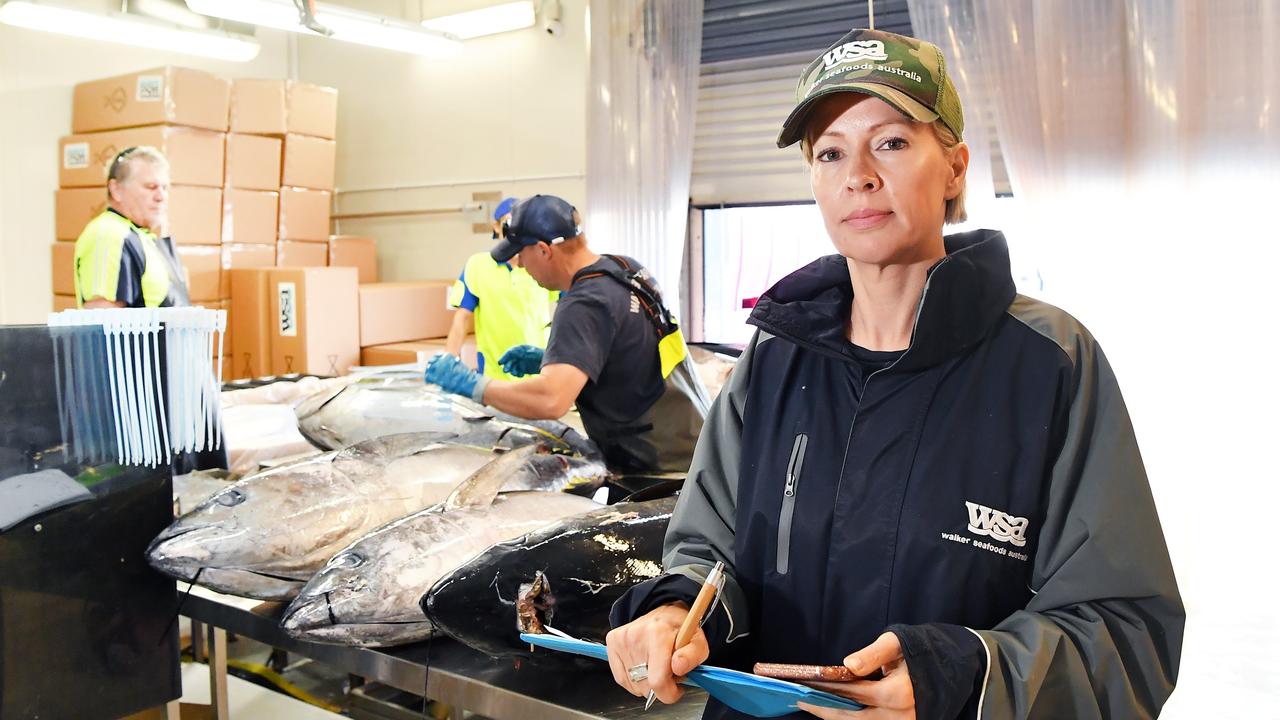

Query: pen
[[646, 560, 725, 711]]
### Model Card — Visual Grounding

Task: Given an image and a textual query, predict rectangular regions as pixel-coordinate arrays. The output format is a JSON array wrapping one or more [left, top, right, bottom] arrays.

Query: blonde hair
[[105, 145, 169, 185], [800, 118, 967, 224]]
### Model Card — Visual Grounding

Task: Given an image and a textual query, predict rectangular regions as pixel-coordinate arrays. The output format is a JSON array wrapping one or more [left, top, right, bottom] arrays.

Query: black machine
[[0, 324, 180, 719]]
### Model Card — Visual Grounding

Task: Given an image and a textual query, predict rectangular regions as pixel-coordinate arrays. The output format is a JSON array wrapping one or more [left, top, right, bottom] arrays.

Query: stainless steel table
[[181, 588, 707, 720]]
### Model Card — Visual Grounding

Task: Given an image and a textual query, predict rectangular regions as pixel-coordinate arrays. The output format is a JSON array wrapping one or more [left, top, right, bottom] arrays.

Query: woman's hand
[[605, 603, 709, 706], [797, 632, 915, 719]]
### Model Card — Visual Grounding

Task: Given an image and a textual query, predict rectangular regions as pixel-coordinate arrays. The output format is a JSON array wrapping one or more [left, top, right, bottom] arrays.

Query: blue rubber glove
[[425, 353, 489, 403], [498, 344, 545, 377]]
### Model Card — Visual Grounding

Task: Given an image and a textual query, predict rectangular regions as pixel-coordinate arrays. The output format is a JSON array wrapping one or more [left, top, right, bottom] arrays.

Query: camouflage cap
[[777, 28, 964, 148]]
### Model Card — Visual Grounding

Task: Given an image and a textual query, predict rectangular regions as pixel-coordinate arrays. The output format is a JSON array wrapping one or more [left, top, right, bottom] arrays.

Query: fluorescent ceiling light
[[0, 0, 260, 62], [422, 1, 535, 40], [185, 0, 461, 56]]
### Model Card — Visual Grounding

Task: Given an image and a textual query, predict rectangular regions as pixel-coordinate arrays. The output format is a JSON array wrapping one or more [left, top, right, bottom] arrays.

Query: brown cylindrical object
[[753, 663, 857, 682]]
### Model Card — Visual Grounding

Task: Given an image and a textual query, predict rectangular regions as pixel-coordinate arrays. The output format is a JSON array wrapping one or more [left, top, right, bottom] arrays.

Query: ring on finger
[[627, 663, 649, 683]]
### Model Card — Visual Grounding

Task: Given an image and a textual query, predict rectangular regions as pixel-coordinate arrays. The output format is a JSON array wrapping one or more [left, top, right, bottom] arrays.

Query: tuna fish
[[421, 496, 676, 656], [294, 370, 599, 458], [173, 468, 238, 516], [280, 446, 606, 646], [147, 433, 606, 600]]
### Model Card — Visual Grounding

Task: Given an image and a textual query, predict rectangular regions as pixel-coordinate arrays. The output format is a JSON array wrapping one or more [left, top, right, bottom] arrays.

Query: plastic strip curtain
[[906, 2, 1279, 714], [47, 307, 226, 467], [585, 0, 703, 316]]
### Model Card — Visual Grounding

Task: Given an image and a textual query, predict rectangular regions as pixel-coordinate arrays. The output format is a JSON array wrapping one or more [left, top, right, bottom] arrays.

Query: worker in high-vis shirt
[[74, 145, 190, 309], [444, 197, 556, 380]]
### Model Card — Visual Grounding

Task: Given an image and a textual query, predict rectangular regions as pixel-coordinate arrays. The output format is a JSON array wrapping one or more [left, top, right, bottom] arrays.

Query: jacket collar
[[748, 229, 1016, 372]]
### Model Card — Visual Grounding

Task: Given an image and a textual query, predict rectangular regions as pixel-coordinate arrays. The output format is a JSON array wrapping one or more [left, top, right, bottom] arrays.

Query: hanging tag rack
[[48, 307, 226, 468]]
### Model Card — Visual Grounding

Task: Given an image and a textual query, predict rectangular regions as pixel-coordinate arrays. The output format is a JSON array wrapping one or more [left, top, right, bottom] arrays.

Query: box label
[[136, 75, 163, 103], [278, 282, 298, 337], [63, 142, 90, 169]]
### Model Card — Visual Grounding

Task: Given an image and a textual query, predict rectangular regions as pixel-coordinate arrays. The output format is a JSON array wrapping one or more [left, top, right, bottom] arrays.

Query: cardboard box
[[277, 240, 328, 267], [53, 294, 77, 312], [328, 235, 377, 283], [286, 82, 339, 139], [277, 187, 331, 241], [280, 134, 335, 190], [51, 241, 76, 296], [169, 185, 222, 245], [224, 133, 282, 190], [358, 281, 452, 347], [360, 336, 475, 368], [220, 243, 276, 298], [230, 79, 338, 138], [73, 67, 230, 133], [222, 189, 278, 245], [229, 268, 272, 379], [176, 245, 221, 302], [55, 188, 108, 240], [230, 79, 286, 135], [269, 267, 360, 376], [59, 125, 225, 188]]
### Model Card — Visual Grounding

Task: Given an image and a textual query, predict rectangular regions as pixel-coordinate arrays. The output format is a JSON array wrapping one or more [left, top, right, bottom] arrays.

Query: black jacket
[[613, 230, 1183, 719]]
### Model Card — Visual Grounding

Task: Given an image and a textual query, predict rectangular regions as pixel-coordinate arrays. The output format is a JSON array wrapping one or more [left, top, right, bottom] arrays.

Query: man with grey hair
[[73, 145, 190, 308]]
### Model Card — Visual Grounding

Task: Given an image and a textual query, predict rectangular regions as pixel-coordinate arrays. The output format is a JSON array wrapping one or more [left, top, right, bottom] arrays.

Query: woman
[[605, 28, 1183, 720]]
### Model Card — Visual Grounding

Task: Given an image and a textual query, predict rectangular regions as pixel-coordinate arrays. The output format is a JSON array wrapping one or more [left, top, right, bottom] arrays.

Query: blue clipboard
[[520, 633, 865, 717]]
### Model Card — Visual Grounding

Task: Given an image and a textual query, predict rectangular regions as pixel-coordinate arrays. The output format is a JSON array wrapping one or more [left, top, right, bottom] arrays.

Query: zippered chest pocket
[[776, 433, 808, 574]]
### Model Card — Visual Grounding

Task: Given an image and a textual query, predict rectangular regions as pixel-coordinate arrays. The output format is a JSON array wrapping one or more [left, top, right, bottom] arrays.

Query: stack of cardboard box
[[229, 79, 338, 268], [48, 67, 439, 381], [222, 79, 365, 379], [357, 280, 464, 367]]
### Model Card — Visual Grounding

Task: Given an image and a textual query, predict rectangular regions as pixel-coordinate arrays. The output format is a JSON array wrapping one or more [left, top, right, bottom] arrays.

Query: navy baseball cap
[[490, 194, 581, 263], [493, 197, 518, 222]]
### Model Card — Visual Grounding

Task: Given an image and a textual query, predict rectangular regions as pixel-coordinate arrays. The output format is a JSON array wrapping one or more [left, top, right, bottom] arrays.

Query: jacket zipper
[[776, 433, 808, 574]]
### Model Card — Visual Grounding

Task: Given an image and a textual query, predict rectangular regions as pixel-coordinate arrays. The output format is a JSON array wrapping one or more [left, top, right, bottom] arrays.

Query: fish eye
[[331, 552, 363, 569], [215, 489, 246, 507]]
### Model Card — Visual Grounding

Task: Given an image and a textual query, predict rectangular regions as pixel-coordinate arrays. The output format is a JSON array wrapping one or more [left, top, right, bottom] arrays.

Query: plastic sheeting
[[585, 0, 703, 317], [906, 2, 1280, 715], [218, 377, 354, 475]]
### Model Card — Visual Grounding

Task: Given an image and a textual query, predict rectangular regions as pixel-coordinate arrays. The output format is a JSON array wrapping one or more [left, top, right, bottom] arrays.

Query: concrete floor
[[177, 661, 347, 719]]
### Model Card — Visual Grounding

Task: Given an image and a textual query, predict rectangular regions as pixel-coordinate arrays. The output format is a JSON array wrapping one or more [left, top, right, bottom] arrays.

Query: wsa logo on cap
[[823, 40, 888, 69]]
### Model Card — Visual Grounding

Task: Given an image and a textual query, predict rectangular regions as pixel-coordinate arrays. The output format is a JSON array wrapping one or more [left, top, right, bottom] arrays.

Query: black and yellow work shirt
[[542, 255, 709, 473], [73, 208, 189, 308]]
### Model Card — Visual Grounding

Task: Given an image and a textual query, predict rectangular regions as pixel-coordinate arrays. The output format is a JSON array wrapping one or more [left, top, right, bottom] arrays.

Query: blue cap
[[493, 197, 519, 222], [490, 195, 580, 263]]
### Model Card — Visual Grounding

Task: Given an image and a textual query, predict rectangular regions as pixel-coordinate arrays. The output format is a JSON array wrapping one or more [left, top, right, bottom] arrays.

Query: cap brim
[[776, 83, 940, 148], [489, 237, 523, 263]]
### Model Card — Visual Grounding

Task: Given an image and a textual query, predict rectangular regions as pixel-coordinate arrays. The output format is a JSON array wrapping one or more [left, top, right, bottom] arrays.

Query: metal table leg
[[208, 624, 230, 720], [191, 619, 205, 661]]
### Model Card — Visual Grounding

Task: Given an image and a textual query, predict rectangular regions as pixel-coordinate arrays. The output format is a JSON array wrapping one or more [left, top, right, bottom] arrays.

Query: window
[[699, 203, 830, 345]]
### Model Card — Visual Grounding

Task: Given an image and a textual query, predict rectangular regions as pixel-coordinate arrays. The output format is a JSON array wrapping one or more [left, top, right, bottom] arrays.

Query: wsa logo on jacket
[[965, 501, 1029, 547]]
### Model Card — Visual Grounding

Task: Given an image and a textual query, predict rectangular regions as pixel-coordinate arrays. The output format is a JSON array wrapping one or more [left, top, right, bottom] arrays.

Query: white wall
[[0, 0, 590, 323], [0, 0, 292, 324], [299, 0, 589, 284]]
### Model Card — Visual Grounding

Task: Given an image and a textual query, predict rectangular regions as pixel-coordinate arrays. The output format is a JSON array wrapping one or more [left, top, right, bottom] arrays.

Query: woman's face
[[806, 93, 966, 268]]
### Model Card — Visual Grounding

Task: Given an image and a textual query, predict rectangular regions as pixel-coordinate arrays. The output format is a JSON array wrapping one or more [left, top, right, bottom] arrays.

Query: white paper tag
[[63, 142, 89, 169], [278, 282, 298, 337], [136, 75, 163, 102]]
